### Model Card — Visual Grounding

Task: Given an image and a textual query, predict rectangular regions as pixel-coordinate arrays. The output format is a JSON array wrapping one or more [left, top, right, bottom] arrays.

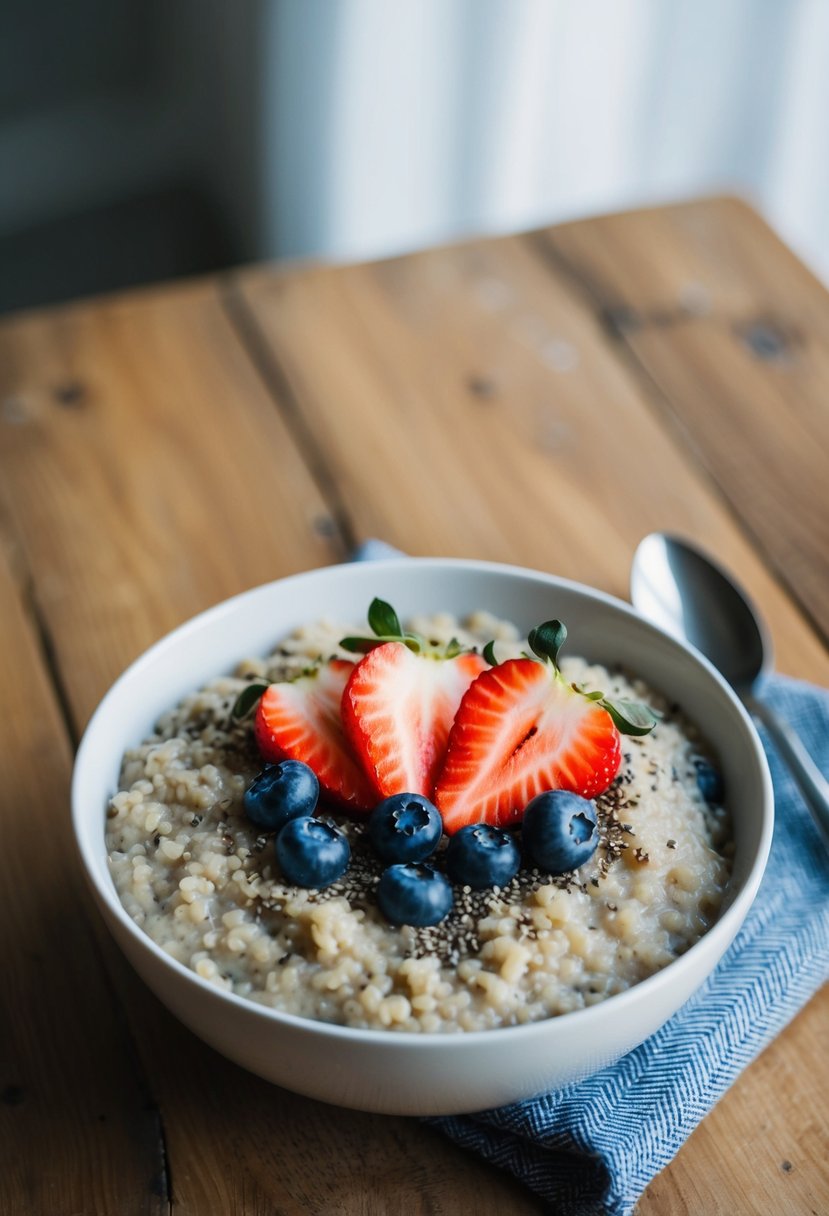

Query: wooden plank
[[538, 196, 829, 644], [4, 211, 827, 1215], [231, 237, 829, 684], [113, 1025, 548, 1216], [0, 527, 167, 1215], [0, 282, 343, 731], [0, 284, 545, 1216]]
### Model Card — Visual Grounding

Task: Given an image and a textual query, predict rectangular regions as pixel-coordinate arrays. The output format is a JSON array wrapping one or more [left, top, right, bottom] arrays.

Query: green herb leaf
[[368, 597, 402, 639], [445, 636, 462, 659], [339, 636, 379, 654], [483, 640, 499, 666], [342, 600, 427, 656], [232, 682, 268, 719], [527, 619, 568, 667], [600, 697, 660, 737], [340, 632, 421, 655], [572, 682, 605, 702]]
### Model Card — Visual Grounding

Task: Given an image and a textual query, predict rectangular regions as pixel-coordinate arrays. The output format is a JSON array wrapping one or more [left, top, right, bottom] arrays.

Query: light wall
[[257, 0, 829, 281], [3, 0, 828, 282]]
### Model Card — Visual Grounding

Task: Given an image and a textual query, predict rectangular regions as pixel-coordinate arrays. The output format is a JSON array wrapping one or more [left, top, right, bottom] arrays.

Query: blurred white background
[[260, 0, 829, 279], [2, 0, 828, 311]]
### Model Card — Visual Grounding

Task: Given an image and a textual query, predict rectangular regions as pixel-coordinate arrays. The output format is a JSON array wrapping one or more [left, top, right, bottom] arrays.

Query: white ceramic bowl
[[72, 558, 773, 1115]]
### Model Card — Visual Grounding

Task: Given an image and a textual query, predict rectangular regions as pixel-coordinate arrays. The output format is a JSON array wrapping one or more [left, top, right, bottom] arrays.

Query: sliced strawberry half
[[342, 642, 487, 800], [434, 618, 658, 834], [434, 657, 622, 833], [254, 659, 375, 813]]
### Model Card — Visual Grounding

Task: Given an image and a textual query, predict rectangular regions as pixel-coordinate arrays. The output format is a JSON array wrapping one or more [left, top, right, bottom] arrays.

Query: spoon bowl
[[630, 534, 772, 692], [631, 533, 829, 850]]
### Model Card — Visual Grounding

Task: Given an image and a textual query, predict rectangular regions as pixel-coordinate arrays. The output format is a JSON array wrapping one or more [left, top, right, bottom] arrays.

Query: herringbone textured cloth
[[432, 677, 829, 1213], [352, 542, 829, 1215]]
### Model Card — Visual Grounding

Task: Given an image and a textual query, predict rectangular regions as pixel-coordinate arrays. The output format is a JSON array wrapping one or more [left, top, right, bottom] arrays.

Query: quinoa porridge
[[105, 611, 732, 1033]]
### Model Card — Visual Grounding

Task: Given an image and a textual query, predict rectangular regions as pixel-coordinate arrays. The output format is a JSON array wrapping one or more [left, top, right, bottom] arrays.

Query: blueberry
[[243, 761, 319, 831], [445, 824, 520, 890], [368, 792, 443, 863], [275, 817, 350, 888], [376, 863, 453, 926], [522, 790, 599, 874], [694, 758, 724, 805]]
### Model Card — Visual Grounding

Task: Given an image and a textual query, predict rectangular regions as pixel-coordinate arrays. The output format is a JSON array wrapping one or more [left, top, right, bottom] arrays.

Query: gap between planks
[[0, 510, 174, 1214], [523, 227, 829, 656], [0, 507, 77, 743], [0, 414, 175, 1214], [220, 275, 360, 557], [82, 904, 175, 1212], [6, 551, 176, 1201], [21, 571, 80, 750]]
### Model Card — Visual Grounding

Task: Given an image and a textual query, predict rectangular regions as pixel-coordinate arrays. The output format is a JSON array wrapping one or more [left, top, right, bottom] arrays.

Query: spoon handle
[[745, 694, 829, 851]]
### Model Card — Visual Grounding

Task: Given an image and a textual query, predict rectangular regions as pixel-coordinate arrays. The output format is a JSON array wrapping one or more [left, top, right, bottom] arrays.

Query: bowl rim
[[72, 556, 774, 1049]]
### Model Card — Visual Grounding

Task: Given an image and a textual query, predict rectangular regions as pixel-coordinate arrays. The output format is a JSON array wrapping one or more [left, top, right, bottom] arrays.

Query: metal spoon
[[631, 532, 829, 848]]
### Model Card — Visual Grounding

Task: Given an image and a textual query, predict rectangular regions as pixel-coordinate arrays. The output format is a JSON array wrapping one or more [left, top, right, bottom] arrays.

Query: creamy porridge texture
[[106, 611, 732, 1033]]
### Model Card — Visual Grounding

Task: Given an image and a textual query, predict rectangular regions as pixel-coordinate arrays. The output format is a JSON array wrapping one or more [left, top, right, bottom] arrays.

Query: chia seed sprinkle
[[106, 611, 733, 1033], [247, 773, 641, 963]]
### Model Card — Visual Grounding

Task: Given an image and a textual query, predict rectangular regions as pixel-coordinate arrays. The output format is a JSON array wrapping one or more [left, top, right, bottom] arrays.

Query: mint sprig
[[483, 617, 659, 738], [368, 597, 403, 638], [232, 681, 268, 719], [340, 598, 469, 658], [528, 619, 568, 667], [598, 697, 660, 737]]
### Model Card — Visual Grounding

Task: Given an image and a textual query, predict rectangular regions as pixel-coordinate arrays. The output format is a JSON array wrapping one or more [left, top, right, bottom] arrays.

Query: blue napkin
[[351, 542, 829, 1215]]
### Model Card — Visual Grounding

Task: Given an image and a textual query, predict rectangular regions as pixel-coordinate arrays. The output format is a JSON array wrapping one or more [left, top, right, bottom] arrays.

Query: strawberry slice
[[254, 659, 375, 813], [342, 642, 487, 800], [434, 620, 658, 834], [435, 659, 621, 832]]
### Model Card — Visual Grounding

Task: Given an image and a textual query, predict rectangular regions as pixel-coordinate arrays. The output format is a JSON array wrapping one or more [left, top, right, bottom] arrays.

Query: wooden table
[[2, 197, 827, 1214]]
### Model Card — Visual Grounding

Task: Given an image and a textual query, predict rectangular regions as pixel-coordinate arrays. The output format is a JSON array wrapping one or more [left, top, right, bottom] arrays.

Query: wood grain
[[231, 232, 828, 685], [641, 988, 829, 1215], [77, 960, 547, 1216], [0, 525, 166, 1215], [0, 281, 343, 731], [0, 198, 827, 1216], [539, 197, 829, 645], [232, 213, 829, 1216], [0, 284, 545, 1215]]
